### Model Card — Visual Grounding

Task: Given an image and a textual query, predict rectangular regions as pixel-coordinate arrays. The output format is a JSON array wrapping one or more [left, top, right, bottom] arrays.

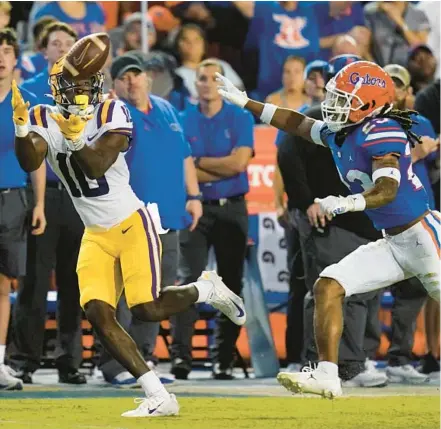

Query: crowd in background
[[0, 1, 439, 389]]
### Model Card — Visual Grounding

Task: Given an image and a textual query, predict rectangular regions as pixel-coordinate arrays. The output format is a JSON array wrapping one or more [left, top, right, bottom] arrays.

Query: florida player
[[12, 55, 246, 417], [217, 61, 440, 397]]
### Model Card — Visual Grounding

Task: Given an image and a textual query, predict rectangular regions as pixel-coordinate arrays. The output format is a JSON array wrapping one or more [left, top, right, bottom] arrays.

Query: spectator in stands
[[277, 54, 388, 387], [20, 22, 77, 103], [171, 58, 253, 380], [348, 25, 374, 62], [415, 78, 441, 209], [364, 1, 430, 66], [331, 35, 360, 59], [0, 28, 45, 390], [265, 56, 309, 113], [174, 24, 244, 101], [237, 1, 320, 100], [314, 1, 365, 61], [0, 2, 11, 29], [417, 1, 440, 77], [407, 45, 437, 94], [112, 13, 157, 57], [9, 22, 85, 385], [17, 16, 56, 82], [96, 53, 201, 387], [33, 1, 105, 39]]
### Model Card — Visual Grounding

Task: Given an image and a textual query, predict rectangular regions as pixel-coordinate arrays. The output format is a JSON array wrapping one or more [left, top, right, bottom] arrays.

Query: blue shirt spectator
[[21, 68, 50, 105], [17, 52, 47, 81], [244, 1, 320, 100], [180, 101, 254, 200], [126, 96, 193, 230], [34, 1, 105, 39], [0, 87, 38, 188]]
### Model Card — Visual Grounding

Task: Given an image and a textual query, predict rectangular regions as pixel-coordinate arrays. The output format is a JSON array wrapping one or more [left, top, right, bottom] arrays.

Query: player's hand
[[186, 199, 203, 231], [315, 194, 366, 217], [31, 204, 46, 235], [276, 204, 289, 229], [307, 202, 331, 228], [215, 72, 249, 108], [11, 80, 30, 126], [49, 112, 93, 150]]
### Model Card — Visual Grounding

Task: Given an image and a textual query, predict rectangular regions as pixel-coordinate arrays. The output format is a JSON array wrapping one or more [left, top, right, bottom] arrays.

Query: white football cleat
[[277, 366, 342, 399], [121, 393, 179, 418], [386, 365, 429, 384], [200, 271, 246, 326], [0, 364, 23, 390]]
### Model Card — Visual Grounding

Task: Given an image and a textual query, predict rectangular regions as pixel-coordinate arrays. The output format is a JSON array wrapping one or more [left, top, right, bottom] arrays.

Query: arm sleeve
[[28, 105, 52, 143]]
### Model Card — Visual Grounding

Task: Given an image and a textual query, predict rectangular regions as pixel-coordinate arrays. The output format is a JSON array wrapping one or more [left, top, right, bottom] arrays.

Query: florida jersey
[[319, 117, 429, 230], [28, 99, 144, 228]]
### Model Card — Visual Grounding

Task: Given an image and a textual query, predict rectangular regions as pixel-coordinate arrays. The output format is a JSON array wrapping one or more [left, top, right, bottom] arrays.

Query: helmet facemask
[[321, 78, 364, 132], [50, 72, 104, 117]]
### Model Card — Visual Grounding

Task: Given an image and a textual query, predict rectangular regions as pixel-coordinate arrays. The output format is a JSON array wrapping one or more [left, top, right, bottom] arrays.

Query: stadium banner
[[246, 125, 278, 215]]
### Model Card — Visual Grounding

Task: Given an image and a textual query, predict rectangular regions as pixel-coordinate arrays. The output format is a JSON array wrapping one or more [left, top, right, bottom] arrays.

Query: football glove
[[314, 194, 366, 217], [11, 80, 30, 137], [215, 72, 249, 108], [49, 112, 93, 151]]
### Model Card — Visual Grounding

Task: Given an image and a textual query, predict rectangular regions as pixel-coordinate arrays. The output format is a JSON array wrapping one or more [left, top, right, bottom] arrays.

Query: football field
[[1, 395, 439, 429]]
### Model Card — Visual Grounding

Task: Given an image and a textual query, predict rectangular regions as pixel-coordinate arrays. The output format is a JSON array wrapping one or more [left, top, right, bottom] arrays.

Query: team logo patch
[[349, 72, 386, 88]]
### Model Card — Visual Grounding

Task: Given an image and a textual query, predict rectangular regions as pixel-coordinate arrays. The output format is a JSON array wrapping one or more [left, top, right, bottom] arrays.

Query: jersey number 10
[[56, 153, 109, 197]]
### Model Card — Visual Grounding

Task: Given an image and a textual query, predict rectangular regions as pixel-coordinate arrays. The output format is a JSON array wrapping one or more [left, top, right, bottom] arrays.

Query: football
[[62, 32, 110, 81]]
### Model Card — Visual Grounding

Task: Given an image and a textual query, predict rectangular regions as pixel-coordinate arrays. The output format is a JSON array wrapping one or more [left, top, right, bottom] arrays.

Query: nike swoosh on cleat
[[231, 300, 245, 318], [148, 407, 158, 415]]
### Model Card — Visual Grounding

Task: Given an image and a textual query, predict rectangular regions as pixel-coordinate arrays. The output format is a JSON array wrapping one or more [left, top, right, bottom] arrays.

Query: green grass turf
[[1, 396, 439, 429]]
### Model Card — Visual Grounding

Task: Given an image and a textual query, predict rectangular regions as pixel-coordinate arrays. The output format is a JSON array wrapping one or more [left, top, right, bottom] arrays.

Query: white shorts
[[320, 211, 440, 300]]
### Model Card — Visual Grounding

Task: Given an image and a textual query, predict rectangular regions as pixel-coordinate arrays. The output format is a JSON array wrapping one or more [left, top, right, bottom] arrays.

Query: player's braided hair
[[375, 103, 422, 148]]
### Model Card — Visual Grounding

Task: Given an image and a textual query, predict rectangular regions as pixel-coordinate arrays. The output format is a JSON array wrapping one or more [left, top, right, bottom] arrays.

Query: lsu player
[[216, 61, 440, 397], [12, 56, 246, 417]]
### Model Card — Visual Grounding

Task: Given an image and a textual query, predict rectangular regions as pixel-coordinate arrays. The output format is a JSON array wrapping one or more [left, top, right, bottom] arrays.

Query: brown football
[[62, 32, 110, 81]]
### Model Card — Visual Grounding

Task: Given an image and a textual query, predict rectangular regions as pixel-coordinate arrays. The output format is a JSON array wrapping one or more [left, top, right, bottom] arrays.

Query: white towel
[[146, 203, 169, 235]]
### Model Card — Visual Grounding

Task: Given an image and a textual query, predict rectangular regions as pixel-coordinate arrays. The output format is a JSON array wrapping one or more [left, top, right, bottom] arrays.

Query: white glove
[[215, 72, 248, 108], [314, 194, 366, 217]]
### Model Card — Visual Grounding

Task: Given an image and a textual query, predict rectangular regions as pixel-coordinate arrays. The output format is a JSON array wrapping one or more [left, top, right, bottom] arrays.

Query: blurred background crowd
[[0, 0, 439, 390]]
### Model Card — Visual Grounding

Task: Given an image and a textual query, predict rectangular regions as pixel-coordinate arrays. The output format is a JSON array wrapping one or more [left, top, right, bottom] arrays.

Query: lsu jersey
[[319, 117, 429, 230], [28, 99, 145, 228]]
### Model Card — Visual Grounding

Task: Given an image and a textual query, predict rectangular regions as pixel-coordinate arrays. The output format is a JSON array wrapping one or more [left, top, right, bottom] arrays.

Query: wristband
[[187, 193, 203, 201], [66, 136, 85, 152], [260, 103, 277, 124], [349, 194, 366, 212], [15, 123, 29, 138]]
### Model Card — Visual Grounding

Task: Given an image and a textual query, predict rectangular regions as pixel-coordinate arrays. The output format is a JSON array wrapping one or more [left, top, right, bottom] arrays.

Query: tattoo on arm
[[363, 154, 400, 209]]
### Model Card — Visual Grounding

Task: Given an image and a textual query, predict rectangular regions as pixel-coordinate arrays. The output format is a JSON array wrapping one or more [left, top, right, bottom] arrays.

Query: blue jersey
[[245, 1, 320, 100], [18, 52, 47, 81], [34, 2, 105, 38], [320, 117, 429, 230]]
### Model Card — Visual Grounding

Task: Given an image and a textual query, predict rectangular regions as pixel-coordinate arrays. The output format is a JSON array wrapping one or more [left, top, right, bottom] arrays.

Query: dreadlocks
[[376, 103, 422, 148]]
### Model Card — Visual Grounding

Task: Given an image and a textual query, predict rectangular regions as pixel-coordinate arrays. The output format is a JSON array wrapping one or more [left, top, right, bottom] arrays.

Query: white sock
[[0, 345, 5, 365], [193, 279, 214, 303], [138, 370, 168, 398], [317, 361, 339, 377]]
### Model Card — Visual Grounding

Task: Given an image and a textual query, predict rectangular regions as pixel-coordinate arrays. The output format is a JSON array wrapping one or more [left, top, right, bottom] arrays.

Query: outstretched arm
[[15, 132, 48, 172], [216, 73, 321, 144]]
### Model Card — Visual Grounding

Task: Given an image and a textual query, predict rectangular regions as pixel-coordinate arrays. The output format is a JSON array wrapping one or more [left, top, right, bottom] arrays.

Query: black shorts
[[0, 188, 28, 278]]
